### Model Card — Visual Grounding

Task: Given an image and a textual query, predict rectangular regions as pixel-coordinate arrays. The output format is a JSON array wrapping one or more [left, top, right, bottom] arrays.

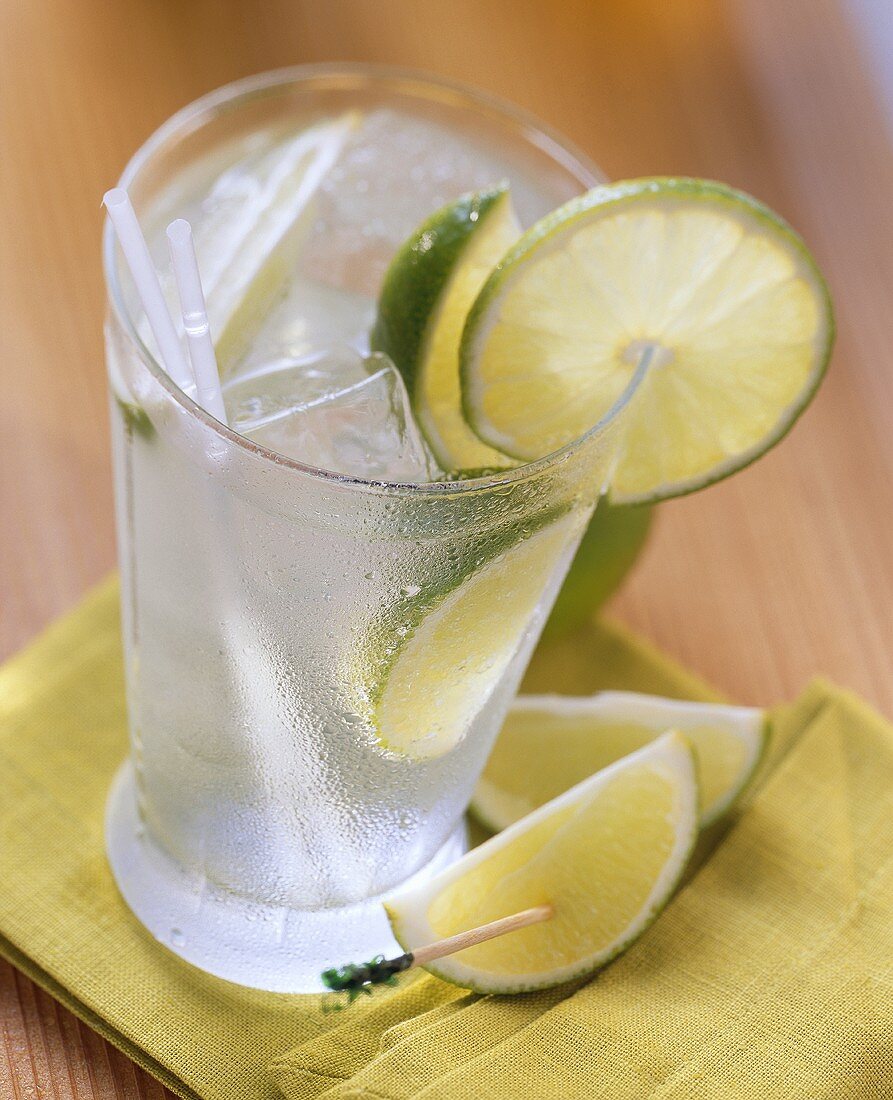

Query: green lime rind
[[358, 504, 579, 760], [371, 186, 508, 396], [115, 396, 154, 440], [459, 177, 835, 507], [371, 187, 516, 470]]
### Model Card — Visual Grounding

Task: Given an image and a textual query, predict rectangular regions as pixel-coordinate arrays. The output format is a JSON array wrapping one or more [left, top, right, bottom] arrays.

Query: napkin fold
[[1, 579, 891, 1099]]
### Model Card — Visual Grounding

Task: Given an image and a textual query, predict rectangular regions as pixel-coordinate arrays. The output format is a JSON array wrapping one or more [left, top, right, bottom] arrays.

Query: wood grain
[[2, 0, 891, 1094]]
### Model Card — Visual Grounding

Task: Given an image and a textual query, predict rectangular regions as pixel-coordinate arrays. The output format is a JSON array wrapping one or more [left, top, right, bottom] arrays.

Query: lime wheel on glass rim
[[458, 177, 833, 504], [375, 177, 833, 502]]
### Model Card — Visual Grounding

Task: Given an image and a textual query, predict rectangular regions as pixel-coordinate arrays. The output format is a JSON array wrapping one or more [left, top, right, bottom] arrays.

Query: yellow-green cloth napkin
[[1, 578, 891, 1099]]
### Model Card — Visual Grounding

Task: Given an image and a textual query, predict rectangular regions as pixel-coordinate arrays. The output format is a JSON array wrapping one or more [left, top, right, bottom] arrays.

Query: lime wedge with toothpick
[[386, 732, 698, 993], [472, 691, 767, 833], [460, 178, 834, 504]]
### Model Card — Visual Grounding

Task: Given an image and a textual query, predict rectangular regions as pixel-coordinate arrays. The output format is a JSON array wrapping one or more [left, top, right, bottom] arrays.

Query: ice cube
[[237, 353, 442, 483], [231, 277, 376, 381], [301, 109, 520, 297], [225, 344, 372, 429]]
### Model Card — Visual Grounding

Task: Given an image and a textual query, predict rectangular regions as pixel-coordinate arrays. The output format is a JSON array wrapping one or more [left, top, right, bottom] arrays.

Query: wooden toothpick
[[321, 905, 554, 1001], [410, 904, 553, 966]]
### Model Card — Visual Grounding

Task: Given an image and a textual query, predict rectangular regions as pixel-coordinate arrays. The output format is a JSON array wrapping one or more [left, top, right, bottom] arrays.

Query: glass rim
[[103, 62, 636, 497]]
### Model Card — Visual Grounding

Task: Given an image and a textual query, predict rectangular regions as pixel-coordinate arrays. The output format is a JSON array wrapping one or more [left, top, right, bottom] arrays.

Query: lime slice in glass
[[386, 732, 697, 993], [367, 512, 582, 760], [371, 187, 521, 469], [472, 691, 767, 832], [193, 113, 359, 371], [461, 178, 834, 504]]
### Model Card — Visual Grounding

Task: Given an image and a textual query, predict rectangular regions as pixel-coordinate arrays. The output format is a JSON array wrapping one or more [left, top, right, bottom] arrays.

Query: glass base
[[105, 761, 469, 993]]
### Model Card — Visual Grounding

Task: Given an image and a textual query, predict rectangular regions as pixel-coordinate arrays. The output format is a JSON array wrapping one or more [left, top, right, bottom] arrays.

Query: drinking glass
[[103, 64, 637, 991]]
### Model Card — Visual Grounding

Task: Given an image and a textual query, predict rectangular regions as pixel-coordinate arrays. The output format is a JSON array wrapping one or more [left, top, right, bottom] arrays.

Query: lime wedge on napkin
[[472, 691, 767, 832], [386, 732, 698, 993]]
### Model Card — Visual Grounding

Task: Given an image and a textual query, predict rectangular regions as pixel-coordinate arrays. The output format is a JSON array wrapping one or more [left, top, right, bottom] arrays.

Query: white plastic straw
[[103, 188, 195, 394], [166, 219, 229, 425]]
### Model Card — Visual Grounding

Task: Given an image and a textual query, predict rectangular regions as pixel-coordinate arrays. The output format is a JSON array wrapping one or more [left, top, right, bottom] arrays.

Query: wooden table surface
[[3, 0, 892, 1095]]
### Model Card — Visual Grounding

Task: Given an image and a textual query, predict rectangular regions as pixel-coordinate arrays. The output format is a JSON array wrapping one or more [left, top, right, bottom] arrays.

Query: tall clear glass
[[103, 65, 635, 992]]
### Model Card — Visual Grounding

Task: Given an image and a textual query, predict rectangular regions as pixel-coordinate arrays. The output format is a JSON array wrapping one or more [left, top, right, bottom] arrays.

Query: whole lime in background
[[543, 501, 653, 639]]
